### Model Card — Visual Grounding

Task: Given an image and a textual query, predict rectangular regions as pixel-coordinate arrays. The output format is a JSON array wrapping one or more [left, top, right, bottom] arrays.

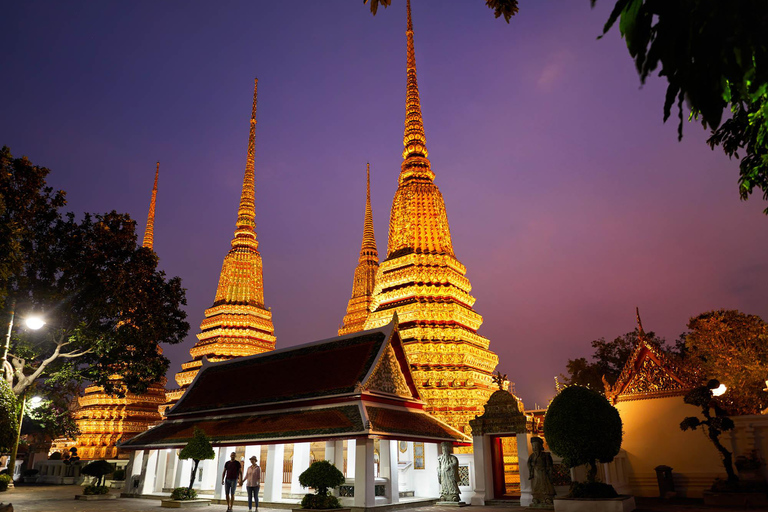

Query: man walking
[[244, 455, 262, 511], [221, 451, 243, 511]]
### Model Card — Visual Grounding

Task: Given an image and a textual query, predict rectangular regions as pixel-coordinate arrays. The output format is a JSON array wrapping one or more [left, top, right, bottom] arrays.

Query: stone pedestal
[[436, 501, 468, 507]]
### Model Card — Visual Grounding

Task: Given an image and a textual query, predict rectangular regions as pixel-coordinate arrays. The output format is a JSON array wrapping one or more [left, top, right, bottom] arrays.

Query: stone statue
[[437, 442, 461, 502], [527, 436, 556, 508]]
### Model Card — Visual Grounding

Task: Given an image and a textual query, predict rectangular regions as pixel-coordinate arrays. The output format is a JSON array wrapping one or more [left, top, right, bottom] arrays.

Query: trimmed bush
[[83, 485, 110, 495], [0, 474, 11, 492], [544, 386, 623, 486], [171, 487, 198, 500], [298, 460, 345, 509], [178, 428, 215, 491], [569, 482, 619, 498], [81, 460, 114, 487], [49, 451, 62, 460], [23, 469, 39, 477], [112, 468, 126, 481]]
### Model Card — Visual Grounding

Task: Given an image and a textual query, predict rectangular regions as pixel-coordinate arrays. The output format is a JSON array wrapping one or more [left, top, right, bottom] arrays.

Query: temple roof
[[121, 320, 470, 449]]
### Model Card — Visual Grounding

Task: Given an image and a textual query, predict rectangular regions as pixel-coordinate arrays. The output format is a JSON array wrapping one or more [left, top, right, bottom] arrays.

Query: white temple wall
[[411, 442, 439, 498]]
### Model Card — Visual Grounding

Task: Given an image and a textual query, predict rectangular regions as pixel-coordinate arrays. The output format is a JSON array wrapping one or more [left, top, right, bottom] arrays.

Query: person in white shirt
[[243, 455, 262, 511]]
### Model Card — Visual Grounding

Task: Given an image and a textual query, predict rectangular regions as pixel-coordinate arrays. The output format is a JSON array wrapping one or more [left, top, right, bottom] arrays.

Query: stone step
[[484, 499, 522, 507]]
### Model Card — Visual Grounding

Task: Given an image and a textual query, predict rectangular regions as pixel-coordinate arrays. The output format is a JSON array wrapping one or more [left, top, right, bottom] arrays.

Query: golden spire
[[142, 162, 159, 250], [233, 78, 259, 250], [636, 306, 645, 338], [339, 163, 380, 335]]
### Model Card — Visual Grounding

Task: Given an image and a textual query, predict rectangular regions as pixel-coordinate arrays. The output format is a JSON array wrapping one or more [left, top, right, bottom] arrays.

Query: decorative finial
[[636, 306, 645, 338], [142, 162, 159, 250], [360, 163, 378, 258], [402, 0, 429, 164], [492, 370, 508, 390], [233, 78, 259, 249]]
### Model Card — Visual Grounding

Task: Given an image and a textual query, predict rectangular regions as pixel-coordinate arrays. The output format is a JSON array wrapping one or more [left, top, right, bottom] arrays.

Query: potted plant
[[295, 460, 347, 511], [22, 468, 40, 484], [0, 474, 11, 492], [543, 386, 634, 511], [110, 467, 126, 488], [75, 460, 115, 500], [162, 428, 214, 508]]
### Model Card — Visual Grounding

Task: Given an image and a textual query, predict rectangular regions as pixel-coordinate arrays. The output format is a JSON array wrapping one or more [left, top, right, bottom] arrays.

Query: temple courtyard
[[0, 486, 765, 512]]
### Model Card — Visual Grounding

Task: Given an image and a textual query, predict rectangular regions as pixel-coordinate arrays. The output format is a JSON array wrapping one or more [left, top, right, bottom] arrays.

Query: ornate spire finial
[[636, 306, 645, 337], [142, 162, 159, 250], [402, 0, 429, 164], [233, 78, 259, 249], [360, 163, 378, 258]]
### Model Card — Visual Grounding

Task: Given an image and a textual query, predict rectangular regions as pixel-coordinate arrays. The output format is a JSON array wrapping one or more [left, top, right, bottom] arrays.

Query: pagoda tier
[[168, 79, 276, 409], [73, 163, 166, 460], [339, 163, 380, 335], [363, 0, 499, 435]]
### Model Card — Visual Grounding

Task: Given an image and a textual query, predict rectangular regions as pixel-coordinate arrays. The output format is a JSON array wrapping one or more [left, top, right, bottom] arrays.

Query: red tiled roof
[[122, 405, 364, 449], [171, 331, 386, 415], [366, 405, 467, 442]]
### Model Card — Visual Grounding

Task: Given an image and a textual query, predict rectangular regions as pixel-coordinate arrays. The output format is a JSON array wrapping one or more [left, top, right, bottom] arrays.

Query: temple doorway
[[490, 435, 520, 499]]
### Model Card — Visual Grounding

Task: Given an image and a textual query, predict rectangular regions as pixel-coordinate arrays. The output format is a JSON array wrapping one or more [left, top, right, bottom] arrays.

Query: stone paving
[[2, 485, 768, 512]]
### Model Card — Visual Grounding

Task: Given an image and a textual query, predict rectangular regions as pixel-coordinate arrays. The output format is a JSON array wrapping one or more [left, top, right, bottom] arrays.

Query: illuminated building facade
[[167, 78, 276, 409], [339, 163, 379, 335], [362, 0, 500, 434], [73, 163, 167, 460]]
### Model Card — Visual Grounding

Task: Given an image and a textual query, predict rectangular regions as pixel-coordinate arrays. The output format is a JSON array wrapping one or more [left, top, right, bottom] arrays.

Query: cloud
[[537, 51, 572, 90]]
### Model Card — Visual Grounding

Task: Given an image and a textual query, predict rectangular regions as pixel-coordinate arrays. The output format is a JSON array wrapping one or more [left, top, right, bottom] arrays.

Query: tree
[[683, 309, 768, 415], [680, 380, 737, 482], [299, 460, 345, 509], [0, 380, 18, 452], [364, 0, 520, 23], [81, 459, 114, 487], [178, 428, 215, 491], [561, 328, 679, 390], [594, 1, 768, 213], [543, 386, 623, 484]]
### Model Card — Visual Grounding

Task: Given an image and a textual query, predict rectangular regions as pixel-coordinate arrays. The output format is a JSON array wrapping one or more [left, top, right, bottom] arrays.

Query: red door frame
[[490, 435, 520, 499]]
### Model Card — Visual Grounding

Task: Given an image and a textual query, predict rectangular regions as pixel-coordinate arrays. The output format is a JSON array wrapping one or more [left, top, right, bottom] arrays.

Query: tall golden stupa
[[166, 79, 276, 408], [362, 0, 499, 434], [73, 163, 168, 460], [338, 163, 379, 335]]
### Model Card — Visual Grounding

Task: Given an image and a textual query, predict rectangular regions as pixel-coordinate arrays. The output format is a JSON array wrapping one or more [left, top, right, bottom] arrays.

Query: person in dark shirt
[[221, 452, 243, 511]]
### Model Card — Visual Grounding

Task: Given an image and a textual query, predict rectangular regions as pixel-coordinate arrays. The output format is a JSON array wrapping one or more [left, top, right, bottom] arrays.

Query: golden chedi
[[363, 0, 499, 434], [339, 163, 380, 335], [167, 79, 276, 410], [73, 163, 167, 460]]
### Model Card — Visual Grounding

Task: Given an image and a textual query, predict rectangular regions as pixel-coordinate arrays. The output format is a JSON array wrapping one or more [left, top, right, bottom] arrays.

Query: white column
[[213, 447, 228, 500], [471, 435, 490, 505], [291, 442, 311, 494], [346, 439, 356, 478], [244, 444, 261, 466], [154, 450, 168, 493], [174, 457, 186, 489], [518, 434, 533, 507], [264, 444, 284, 502], [140, 450, 159, 495], [325, 441, 336, 466], [380, 440, 399, 504], [123, 451, 138, 493], [354, 439, 375, 507]]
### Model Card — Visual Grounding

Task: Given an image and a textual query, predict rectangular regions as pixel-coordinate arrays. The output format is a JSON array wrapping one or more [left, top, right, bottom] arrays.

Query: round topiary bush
[[171, 487, 198, 500], [298, 460, 345, 509], [544, 386, 623, 487], [0, 474, 11, 492]]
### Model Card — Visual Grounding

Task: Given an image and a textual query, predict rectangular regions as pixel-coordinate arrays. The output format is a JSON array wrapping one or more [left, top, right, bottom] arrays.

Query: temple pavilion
[[120, 320, 469, 507]]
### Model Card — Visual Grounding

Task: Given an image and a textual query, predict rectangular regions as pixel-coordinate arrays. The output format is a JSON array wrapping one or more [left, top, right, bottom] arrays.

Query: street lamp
[[712, 384, 727, 397], [24, 316, 45, 331]]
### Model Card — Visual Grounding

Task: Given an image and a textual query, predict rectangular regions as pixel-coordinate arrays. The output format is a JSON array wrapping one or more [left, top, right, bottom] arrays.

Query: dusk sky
[[3, 1, 767, 407]]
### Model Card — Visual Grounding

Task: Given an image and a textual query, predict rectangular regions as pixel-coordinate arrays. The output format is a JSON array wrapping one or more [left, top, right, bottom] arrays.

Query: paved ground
[[2, 485, 768, 512]]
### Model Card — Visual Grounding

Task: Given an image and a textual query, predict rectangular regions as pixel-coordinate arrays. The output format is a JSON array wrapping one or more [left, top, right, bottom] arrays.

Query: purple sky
[[3, 1, 767, 408]]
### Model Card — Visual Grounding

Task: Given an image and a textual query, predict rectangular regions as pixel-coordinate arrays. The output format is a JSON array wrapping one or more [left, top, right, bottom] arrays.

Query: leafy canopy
[[298, 460, 345, 497], [544, 386, 623, 483], [179, 428, 215, 462], [683, 309, 768, 415], [594, 1, 768, 212], [0, 380, 18, 452], [363, 0, 519, 23]]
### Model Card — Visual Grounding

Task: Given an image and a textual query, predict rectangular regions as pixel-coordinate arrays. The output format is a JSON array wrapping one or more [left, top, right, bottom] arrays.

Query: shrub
[[49, 451, 62, 460], [298, 460, 345, 509], [178, 428, 215, 491], [112, 468, 126, 481], [0, 474, 11, 492], [544, 386, 623, 485], [23, 469, 39, 477], [171, 487, 198, 500], [82, 485, 110, 495], [81, 460, 114, 487], [569, 482, 619, 498]]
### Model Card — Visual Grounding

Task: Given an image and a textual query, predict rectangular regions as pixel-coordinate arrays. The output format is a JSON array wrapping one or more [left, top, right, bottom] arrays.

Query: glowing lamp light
[[29, 396, 43, 409], [25, 316, 46, 330], [712, 384, 727, 397]]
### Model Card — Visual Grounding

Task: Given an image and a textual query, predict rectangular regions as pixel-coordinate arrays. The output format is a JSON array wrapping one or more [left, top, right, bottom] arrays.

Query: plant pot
[[23, 477, 39, 484], [75, 494, 117, 500], [161, 499, 212, 508], [703, 491, 768, 507], [554, 495, 635, 512]]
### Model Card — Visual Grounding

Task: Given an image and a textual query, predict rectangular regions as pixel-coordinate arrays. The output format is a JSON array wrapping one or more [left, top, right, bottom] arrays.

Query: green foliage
[[82, 485, 110, 495], [0, 380, 18, 452], [112, 468, 125, 481], [362, 0, 519, 23], [0, 474, 11, 492], [298, 460, 345, 499], [684, 310, 768, 415], [22, 469, 39, 477], [544, 386, 623, 483], [594, 1, 768, 212], [49, 451, 62, 460], [569, 481, 619, 499], [301, 494, 342, 509], [81, 460, 114, 487], [171, 487, 198, 500], [561, 329, 680, 390], [178, 428, 215, 463], [681, 380, 738, 481]]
